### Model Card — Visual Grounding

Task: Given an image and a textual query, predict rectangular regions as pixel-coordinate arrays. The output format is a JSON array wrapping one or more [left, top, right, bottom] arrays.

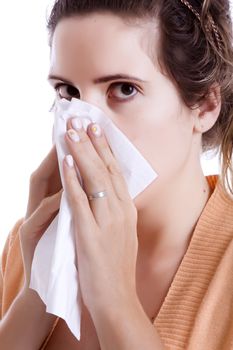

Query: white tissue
[[29, 98, 158, 341]]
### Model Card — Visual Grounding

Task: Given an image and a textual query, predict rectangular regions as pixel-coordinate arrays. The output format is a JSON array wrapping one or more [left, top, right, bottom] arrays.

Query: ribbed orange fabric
[[0, 175, 232, 349], [155, 175, 233, 349], [0, 218, 24, 316]]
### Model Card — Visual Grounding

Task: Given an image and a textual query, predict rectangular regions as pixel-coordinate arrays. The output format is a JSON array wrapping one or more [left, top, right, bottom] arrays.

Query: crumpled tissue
[[29, 98, 158, 340]]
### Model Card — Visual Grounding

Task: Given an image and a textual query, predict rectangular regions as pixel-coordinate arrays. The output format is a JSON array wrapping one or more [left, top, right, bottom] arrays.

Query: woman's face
[[49, 13, 200, 207]]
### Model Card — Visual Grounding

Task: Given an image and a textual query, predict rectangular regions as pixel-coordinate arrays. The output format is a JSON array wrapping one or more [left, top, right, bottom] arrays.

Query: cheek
[[142, 119, 193, 177], [117, 99, 194, 177]]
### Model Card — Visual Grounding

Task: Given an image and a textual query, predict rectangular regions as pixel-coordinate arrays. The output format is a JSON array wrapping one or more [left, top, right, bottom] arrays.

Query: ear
[[193, 84, 221, 133]]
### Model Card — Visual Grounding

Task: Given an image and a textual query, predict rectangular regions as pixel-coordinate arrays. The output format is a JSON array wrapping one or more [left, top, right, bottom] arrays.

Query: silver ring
[[88, 191, 107, 201]]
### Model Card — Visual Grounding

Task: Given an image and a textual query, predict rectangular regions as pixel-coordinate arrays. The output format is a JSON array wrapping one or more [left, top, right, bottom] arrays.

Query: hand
[[25, 145, 62, 219], [19, 146, 63, 289], [62, 119, 138, 313]]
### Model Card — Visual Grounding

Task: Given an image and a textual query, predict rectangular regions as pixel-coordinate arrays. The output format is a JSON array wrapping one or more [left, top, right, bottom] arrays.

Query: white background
[[0, 1, 231, 255]]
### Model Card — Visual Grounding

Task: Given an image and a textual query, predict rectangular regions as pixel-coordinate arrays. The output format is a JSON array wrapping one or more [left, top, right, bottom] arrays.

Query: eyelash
[[53, 82, 140, 103]]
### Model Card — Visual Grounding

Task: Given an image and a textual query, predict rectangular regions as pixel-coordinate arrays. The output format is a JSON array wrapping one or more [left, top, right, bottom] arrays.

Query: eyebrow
[[48, 73, 147, 84]]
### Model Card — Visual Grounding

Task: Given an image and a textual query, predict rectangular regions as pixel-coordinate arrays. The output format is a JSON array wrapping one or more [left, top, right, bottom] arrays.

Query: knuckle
[[95, 160, 107, 175], [106, 162, 122, 176]]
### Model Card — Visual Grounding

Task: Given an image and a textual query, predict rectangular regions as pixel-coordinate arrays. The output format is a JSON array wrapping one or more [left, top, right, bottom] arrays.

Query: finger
[[66, 120, 114, 195], [86, 122, 132, 204], [65, 120, 117, 220], [62, 155, 98, 235]]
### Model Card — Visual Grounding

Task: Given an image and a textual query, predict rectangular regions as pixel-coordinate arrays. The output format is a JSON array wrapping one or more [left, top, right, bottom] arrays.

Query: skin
[[48, 13, 220, 256], [0, 148, 63, 349], [46, 12, 221, 348]]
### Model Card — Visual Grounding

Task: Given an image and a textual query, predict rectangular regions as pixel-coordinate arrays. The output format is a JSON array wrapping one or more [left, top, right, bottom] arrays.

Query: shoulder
[[206, 175, 233, 225]]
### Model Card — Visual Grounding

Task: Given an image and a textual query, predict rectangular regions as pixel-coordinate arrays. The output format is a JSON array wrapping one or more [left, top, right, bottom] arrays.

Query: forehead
[[50, 13, 159, 76]]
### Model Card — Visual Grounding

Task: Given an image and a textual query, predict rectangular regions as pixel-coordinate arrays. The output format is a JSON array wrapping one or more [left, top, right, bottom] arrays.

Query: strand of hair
[[179, 0, 223, 53]]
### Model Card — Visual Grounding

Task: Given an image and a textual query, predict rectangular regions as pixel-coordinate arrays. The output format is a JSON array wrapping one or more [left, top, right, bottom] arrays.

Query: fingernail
[[71, 118, 82, 130], [91, 123, 102, 137], [66, 155, 74, 168], [67, 129, 80, 142]]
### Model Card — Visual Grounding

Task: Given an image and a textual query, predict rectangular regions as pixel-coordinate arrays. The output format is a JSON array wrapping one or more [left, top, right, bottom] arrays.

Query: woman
[[0, 0, 232, 349]]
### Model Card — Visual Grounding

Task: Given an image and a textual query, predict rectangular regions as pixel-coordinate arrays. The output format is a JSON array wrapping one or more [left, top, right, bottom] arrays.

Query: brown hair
[[47, 0, 233, 198]]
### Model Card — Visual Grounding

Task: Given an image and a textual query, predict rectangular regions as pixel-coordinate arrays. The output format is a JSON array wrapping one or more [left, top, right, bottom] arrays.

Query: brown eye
[[121, 84, 135, 95], [54, 83, 80, 100], [108, 83, 138, 101]]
